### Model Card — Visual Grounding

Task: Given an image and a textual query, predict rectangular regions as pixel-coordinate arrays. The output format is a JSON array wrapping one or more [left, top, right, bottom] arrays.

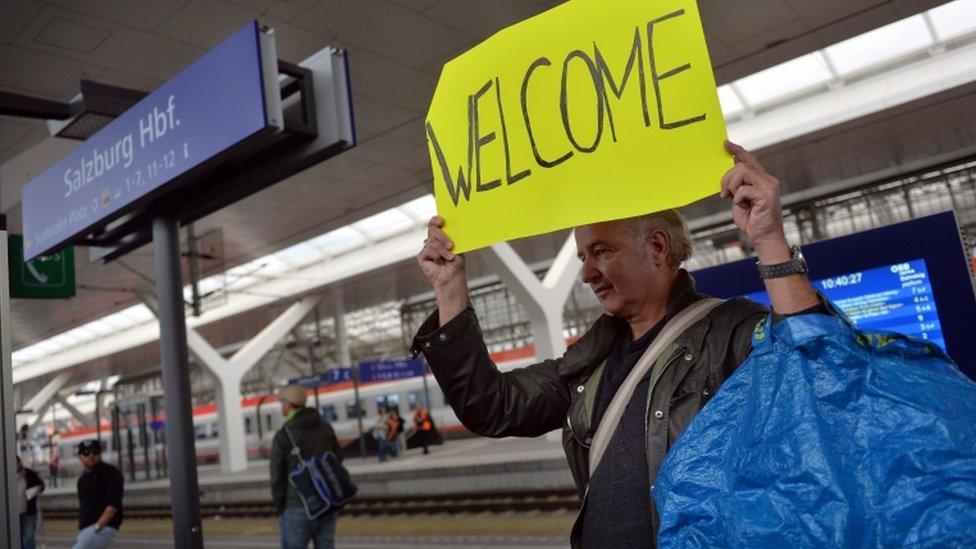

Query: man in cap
[[270, 384, 342, 549], [73, 440, 123, 549], [17, 455, 45, 549]]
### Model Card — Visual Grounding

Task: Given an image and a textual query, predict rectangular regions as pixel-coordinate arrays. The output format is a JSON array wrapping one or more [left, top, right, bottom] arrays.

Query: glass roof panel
[[12, 347, 44, 362], [86, 321, 116, 336], [927, 0, 976, 41], [259, 255, 291, 275], [733, 53, 832, 107], [398, 195, 437, 221], [274, 242, 324, 268], [99, 312, 135, 330], [824, 15, 932, 76], [36, 340, 62, 354], [225, 274, 260, 291], [310, 226, 365, 256], [62, 327, 97, 344], [119, 304, 153, 323], [352, 208, 413, 239], [51, 334, 79, 348], [717, 85, 744, 117]]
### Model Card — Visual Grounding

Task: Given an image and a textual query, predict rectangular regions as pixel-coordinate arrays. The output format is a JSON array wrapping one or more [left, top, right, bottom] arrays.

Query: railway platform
[[38, 436, 573, 511]]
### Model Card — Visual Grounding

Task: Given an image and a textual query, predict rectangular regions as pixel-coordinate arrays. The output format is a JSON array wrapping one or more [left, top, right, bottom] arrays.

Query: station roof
[[3, 0, 975, 395]]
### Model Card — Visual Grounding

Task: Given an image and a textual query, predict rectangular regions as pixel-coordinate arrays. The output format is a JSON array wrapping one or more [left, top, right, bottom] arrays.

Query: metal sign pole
[[1, 220, 23, 549], [152, 212, 204, 548], [352, 365, 366, 458], [421, 361, 433, 410]]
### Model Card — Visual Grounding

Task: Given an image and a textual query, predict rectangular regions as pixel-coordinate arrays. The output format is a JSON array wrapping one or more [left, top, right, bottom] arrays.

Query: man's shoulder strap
[[587, 298, 724, 477], [282, 425, 303, 459]]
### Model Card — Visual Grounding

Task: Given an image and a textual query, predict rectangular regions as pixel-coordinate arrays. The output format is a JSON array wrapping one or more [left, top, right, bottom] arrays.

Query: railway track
[[43, 488, 581, 520]]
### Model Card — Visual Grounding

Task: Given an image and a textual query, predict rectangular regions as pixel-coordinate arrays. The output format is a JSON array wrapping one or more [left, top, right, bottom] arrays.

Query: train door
[[111, 393, 166, 482]]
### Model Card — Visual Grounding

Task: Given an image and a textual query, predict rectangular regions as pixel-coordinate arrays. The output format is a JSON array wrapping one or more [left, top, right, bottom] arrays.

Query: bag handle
[[283, 426, 303, 460], [587, 298, 723, 476]]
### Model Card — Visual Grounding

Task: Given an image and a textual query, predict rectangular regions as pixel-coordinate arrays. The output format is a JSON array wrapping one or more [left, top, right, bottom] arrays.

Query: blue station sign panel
[[358, 359, 426, 383], [290, 368, 354, 388], [21, 21, 279, 261]]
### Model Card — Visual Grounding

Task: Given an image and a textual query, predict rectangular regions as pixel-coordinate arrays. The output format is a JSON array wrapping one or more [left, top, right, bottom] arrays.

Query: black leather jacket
[[412, 270, 768, 545]]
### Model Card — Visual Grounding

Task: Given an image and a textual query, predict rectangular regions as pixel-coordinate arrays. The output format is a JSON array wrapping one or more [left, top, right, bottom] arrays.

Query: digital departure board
[[691, 212, 975, 375], [743, 259, 946, 351]]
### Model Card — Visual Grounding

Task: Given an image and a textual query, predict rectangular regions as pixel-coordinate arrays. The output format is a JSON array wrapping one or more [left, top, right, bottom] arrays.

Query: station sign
[[289, 368, 353, 388], [20, 21, 283, 261], [7, 234, 75, 299], [357, 359, 426, 383]]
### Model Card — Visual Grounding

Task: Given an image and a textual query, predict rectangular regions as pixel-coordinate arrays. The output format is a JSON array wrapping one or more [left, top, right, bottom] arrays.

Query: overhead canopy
[[3, 0, 974, 397]]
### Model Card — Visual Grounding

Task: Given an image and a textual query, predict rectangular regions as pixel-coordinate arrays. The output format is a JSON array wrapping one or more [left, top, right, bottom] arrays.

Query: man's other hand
[[720, 140, 789, 258], [418, 216, 469, 325], [720, 140, 820, 313]]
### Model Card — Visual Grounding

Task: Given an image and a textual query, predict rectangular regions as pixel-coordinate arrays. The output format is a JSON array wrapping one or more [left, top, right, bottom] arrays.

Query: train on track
[[21, 349, 538, 479]]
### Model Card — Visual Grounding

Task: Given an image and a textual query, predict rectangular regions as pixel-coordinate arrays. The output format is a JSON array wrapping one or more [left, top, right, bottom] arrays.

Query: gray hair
[[627, 209, 693, 267]]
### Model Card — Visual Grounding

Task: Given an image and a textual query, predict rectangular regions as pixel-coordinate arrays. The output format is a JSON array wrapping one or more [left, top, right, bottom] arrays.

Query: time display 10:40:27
[[820, 272, 864, 290]]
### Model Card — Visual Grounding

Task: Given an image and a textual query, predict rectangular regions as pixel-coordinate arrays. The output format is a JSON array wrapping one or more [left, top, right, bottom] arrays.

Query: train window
[[345, 400, 365, 419], [376, 393, 400, 413], [265, 413, 273, 432], [244, 417, 252, 435], [210, 422, 219, 438], [319, 405, 338, 422], [194, 425, 208, 440], [407, 390, 431, 409]]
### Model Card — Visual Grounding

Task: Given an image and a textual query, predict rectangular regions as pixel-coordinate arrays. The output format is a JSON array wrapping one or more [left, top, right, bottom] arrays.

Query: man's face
[[79, 450, 101, 469], [576, 219, 671, 320]]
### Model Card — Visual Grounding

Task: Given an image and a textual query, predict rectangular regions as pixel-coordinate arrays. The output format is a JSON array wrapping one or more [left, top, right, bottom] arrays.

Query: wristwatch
[[757, 245, 807, 279]]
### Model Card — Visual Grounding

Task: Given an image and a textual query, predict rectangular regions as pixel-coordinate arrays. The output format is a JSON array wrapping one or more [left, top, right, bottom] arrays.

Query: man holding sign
[[413, 140, 825, 546], [412, 1, 828, 546]]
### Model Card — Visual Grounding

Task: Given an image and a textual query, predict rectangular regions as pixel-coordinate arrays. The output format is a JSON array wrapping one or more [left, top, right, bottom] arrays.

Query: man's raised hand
[[720, 140, 788, 259], [720, 140, 820, 313], [417, 216, 470, 325]]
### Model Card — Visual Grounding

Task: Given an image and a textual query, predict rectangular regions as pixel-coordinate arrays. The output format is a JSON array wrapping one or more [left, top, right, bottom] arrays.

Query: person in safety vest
[[412, 405, 434, 455]]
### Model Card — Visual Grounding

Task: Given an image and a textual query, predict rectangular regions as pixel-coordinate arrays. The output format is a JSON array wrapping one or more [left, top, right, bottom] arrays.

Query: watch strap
[[757, 245, 807, 279]]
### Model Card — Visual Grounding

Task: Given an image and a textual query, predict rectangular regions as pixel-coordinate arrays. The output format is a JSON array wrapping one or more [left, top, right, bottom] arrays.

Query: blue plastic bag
[[654, 312, 976, 548]]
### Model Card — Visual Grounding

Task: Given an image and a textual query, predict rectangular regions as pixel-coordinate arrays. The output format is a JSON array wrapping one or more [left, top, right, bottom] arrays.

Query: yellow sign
[[425, 0, 731, 253]]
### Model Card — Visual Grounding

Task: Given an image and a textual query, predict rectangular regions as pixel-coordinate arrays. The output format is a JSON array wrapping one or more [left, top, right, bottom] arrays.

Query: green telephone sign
[[8, 234, 75, 298]]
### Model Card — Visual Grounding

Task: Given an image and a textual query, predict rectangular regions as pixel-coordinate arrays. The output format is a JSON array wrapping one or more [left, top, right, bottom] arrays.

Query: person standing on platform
[[271, 384, 341, 549], [412, 404, 434, 455], [17, 456, 45, 549], [49, 454, 60, 488], [371, 408, 390, 462], [74, 441, 123, 549], [413, 141, 832, 547], [391, 409, 407, 456], [385, 410, 401, 458]]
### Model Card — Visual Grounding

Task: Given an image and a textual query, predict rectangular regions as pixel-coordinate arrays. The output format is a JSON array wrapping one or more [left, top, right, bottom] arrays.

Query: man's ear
[[646, 228, 671, 267]]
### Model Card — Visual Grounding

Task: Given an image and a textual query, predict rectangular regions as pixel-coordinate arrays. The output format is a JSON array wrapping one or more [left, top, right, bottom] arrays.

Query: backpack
[[283, 426, 358, 519]]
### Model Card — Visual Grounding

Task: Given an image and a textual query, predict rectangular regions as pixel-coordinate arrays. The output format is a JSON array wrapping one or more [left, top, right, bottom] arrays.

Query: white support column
[[186, 296, 321, 473], [54, 395, 91, 426], [20, 373, 72, 431], [333, 287, 350, 367], [482, 232, 581, 360]]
